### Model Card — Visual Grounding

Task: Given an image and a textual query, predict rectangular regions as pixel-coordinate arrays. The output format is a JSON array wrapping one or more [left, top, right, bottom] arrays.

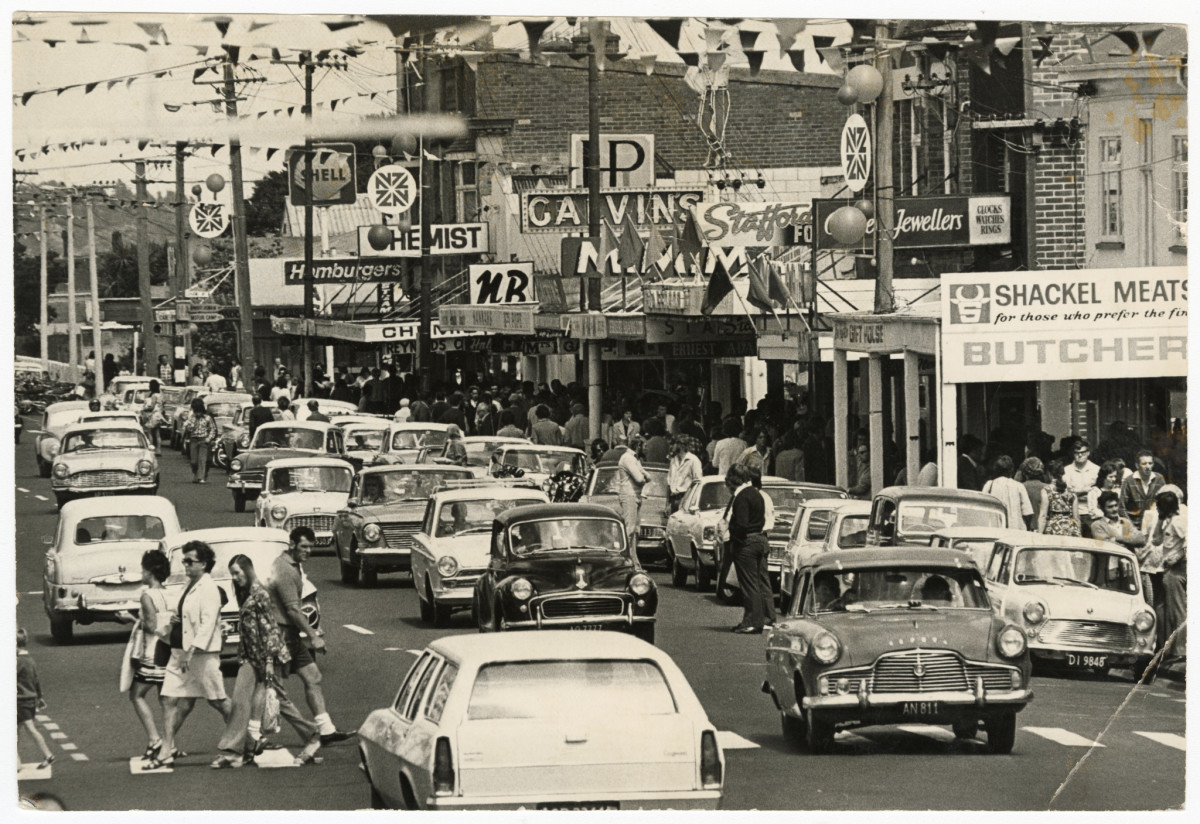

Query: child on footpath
[[17, 628, 55, 769]]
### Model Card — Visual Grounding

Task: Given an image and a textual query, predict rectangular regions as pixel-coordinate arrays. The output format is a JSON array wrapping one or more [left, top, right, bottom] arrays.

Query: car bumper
[[227, 480, 262, 492], [46, 592, 141, 621], [803, 687, 1032, 713], [426, 790, 721, 811], [431, 575, 483, 604], [357, 546, 411, 571], [1030, 645, 1152, 668], [51, 480, 156, 494], [501, 614, 656, 631]]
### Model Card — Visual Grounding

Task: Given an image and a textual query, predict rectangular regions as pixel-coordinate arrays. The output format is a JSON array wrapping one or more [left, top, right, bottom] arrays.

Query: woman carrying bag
[[117, 550, 173, 762], [140, 379, 165, 455]]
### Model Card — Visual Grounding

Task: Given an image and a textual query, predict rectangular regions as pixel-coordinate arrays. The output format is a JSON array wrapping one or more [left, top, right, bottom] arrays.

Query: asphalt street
[[13, 416, 1186, 810]]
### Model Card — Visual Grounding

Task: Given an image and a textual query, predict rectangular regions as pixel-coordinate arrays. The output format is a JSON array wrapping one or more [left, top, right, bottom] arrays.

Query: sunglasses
[[182, 557, 203, 567]]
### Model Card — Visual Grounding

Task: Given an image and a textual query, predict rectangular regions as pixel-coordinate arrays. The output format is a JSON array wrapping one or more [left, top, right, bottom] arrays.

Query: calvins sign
[[521, 188, 703, 233]]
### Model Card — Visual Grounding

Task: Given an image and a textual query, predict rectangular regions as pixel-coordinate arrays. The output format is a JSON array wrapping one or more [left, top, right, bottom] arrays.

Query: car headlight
[[1022, 600, 1046, 624], [230, 458, 243, 472], [997, 624, 1027, 658], [52, 463, 69, 479], [702, 525, 717, 543], [437, 556, 459, 577], [137, 460, 154, 476], [629, 572, 653, 595], [271, 505, 288, 522], [362, 523, 381, 543], [511, 578, 533, 601], [236, 434, 250, 448], [47, 440, 61, 457], [810, 632, 841, 665], [1133, 610, 1155, 633]]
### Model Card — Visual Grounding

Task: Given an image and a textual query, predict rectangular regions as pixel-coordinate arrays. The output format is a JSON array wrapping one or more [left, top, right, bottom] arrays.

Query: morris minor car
[[762, 547, 1032, 754], [866, 486, 1007, 547], [255, 457, 354, 551], [34, 400, 89, 477], [227, 421, 347, 512], [50, 421, 159, 509], [473, 503, 657, 643]]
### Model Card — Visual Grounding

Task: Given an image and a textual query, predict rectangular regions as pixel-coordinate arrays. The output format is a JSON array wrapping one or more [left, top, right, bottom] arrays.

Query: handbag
[[119, 622, 142, 693]]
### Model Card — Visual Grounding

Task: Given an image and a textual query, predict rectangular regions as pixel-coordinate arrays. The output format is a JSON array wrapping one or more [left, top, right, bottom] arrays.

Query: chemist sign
[[940, 267, 1188, 383]]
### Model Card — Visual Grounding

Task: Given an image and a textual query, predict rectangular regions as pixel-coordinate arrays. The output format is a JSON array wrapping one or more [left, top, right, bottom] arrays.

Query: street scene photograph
[[7, 4, 1188, 813]]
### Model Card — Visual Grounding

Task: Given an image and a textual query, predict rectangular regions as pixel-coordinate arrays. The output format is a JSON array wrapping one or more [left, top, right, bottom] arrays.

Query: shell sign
[[286, 143, 357, 205]]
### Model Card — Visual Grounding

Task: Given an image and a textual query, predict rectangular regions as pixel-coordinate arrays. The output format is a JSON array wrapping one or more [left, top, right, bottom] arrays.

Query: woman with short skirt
[[126, 550, 171, 761]]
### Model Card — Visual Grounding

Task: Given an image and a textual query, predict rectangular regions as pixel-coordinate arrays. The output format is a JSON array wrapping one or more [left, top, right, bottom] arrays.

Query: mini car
[[417, 436, 531, 478], [107, 376, 151, 403], [49, 420, 159, 509], [255, 457, 355, 550], [290, 398, 360, 421], [357, 632, 723, 810], [866, 486, 1008, 547], [370, 422, 453, 466], [927, 526, 1042, 571], [762, 547, 1033, 755], [488, 444, 587, 487], [473, 503, 657, 643], [339, 420, 392, 472], [780, 499, 871, 610], [227, 421, 348, 513], [333, 464, 476, 586], [411, 487, 551, 627], [582, 460, 671, 566], [42, 495, 182, 643], [34, 399, 90, 477], [980, 533, 1156, 680], [161, 527, 320, 661], [214, 401, 283, 469]]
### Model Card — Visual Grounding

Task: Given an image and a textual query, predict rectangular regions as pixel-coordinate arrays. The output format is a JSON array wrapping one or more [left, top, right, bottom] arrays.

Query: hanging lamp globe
[[846, 64, 884, 103], [390, 134, 417, 156], [836, 84, 859, 105], [827, 205, 868, 246], [854, 199, 875, 220], [191, 184, 203, 199], [367, 225, 394, 251], [205, 173, 226, 194], [192, 245, 213, 266]]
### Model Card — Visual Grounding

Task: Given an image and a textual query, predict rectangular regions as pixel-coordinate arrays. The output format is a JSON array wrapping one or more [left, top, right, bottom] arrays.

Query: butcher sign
[[367, 164, 417, 218], [286, 143, 357, 206], [189, 203, 228, 239], [840, 113, 871, 193], [468, 262, 534, 305]]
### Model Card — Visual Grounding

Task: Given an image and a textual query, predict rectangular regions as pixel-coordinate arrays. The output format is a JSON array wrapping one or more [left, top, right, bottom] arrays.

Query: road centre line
[[1134, 732, 1186, 751], [343, 624, 374, 635], [17, 487, 29, 492], [34, 495, 47, 501]]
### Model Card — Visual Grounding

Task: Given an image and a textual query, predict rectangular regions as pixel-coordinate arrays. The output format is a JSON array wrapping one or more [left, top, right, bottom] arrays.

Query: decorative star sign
[[367, 164, 416, 217], [189, 202, 228, 238]]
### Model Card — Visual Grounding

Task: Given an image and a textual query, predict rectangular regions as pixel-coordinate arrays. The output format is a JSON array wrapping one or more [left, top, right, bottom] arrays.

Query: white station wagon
[[358, 632, 724, 810]]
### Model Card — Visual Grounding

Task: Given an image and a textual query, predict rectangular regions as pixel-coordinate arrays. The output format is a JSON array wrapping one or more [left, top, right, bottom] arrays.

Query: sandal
[[210, 754, 243, 769], [37, 756, 55, 769], [142, 741, 163, 761], [142, 755, 175, 771]]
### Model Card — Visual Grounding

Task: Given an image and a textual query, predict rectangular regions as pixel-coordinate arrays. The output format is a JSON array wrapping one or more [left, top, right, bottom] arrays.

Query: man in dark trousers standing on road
[[247, 394, 275, 444], [727, 465, 772, 634]]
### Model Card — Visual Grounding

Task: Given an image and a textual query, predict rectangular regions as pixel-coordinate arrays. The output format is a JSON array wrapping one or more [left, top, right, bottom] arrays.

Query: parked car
[[158, 386, 187, 437], [927, 526, 1041, 571], [117, 385, 153, 413], [169, 387, 209, 449], [77, 410, 144, 430], [49, 421, 159, 509], [473, 503, 657, 643], [255, 457, 355, 550], [411, 487, 550, 627], [161, 527, 320, 661], [488, 444, 587, 487], [214, 401, 283, 469], [866, 486, 1008, 547], [34, 400, 90, 477], [779, 499, 872, 609], [332, 465, 476, 586], [180, 391, 251, 457], [370, 423, 453, 466], [416, 436, 531, 478], [15, 403, 22, 444], [226, 421, 348, 513], [339, 420, 392, 472], [762, 546, 1033, 754], [582, 460, 671, 566], [107, 377, 151, 409], [42, 495, 181, 643], [290, 398, 360, 422], [357, 632, 724, 810], [979, 532, 1156, 680]]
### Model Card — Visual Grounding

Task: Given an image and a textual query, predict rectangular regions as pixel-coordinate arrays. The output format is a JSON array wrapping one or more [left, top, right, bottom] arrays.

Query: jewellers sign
[[941, 267, 1188, 383], [693, 201, 810, 247], [521, 188, 703, 233], [283, 257, 405, 285], [813, 195, 1011, 252]]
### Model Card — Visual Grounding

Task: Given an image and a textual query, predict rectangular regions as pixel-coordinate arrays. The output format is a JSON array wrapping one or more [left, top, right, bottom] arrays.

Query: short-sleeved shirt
[[268, 552, 303, 628], [983, 476, 1033, 529]]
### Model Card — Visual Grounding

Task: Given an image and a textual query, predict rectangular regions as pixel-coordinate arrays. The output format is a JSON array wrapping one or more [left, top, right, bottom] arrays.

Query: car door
[[983, 542, 1013, 615], [334, 475, 361, 555], [369, 651, 437, 807], [666, 483, 697, 564], [395, 653, 448, 808], [411, 500, 438, 594]]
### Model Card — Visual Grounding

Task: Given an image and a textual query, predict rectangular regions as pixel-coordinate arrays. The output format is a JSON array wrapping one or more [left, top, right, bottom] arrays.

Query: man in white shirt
[[204, 369, 228, 392], [712, 418, 748, 477], [667, 437, 703, 512], [615, 437, 649, 566], [1062, 439, 1100, 507], [982, 455, 1034, 529]]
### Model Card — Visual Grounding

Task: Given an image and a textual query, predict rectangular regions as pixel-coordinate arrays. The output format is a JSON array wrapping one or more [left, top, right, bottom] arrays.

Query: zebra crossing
[[791, 723, 1188, 753]]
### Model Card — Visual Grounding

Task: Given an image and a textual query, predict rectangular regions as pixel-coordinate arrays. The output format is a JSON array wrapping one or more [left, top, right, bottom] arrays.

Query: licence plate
[[901, 701, 941, 718], [94, 490, 115, 496], [570, 625, 605, 631], [1066, 653, 1107, 669], [538, 802, 619, 811]]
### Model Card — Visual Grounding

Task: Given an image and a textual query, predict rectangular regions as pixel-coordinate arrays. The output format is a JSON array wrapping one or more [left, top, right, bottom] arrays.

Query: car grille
[[238, 470, 264, 487], [639, 525, 665, 540], [872, 650, 969, 693], [768, 520, 793, 543], [1037, 619, 1134, 648], [829, 660, 1016, 694], [540, 595, 626, 619], [380, 522, 420, 550], [72, 469, 137, 488], [768, 545, 789, 561], [287, 515, 335, 545], [963, 663, 1020, 692]]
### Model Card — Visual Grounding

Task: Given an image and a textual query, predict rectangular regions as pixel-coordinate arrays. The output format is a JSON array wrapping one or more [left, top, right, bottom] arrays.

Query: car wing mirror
[[347, 500, 358, 508]]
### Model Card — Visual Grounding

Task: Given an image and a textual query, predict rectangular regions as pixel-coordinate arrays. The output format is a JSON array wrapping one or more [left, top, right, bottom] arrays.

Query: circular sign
[[840, 113, 872, 194], [188, 203, 228, 239], [367, 164, 417, 218]]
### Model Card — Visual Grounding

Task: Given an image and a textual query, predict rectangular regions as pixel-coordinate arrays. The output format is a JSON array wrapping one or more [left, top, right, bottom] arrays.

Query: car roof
[[342, 419, 392, 430], [388, 422, 452, 431], [877, 485, 1006, 507], [463, 436, 528, 445], [358, 464, 475, 477], [594, 459, 667, 471], [429, 487, 552, 505], [494, 503, 622, 525], [292, 398, 358, 409], [828, 500, 873, 515], [428, 630, 664, 665], [257, 420, 334, 432], [61, 420, 147, 434], [111, 377, 151, 385], [500, 444, 584, 454], [79, 411, 139, 419], [333, 415, 392, 427], [163, 526, 290, 550], [61, 494, 177, 518], [800, 497, 864, 512], [203, 392, 253, 404], [803, 546, 985, 572], [932, 526, 1047, 541], [264, 457, 353, 470], [45, 400, 91, 414], [997, 531, 1131, 554]]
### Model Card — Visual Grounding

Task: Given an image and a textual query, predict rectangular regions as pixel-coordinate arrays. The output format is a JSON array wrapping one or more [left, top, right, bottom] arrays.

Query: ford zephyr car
[[762, 547, 1033, 754], [43, 495, 181, 643], [227, 421, 348, 512], [980, 533, 1155, 680], [411, 487, 550, 627], [34, 399, 90, 477], [214, 401, 282, 469], [357, 632, 723, 810], [473, 503, 657, 643], [866, 486, 1007, 547], [50, 420, 160, 509], [255, 457, 354, 551], [333, 465, 475, 586]]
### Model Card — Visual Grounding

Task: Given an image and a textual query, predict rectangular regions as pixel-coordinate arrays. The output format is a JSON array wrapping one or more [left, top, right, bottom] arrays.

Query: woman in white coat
[[145, 541, 232, 770]]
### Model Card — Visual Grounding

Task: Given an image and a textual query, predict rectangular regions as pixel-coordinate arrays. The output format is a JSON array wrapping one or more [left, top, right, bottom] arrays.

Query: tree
[[12, 239, 65, 339], [245, 169, 289, 236]]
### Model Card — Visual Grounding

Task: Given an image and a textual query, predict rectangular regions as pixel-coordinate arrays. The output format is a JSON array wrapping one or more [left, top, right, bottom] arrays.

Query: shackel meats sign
[[812, 195, 1011, 252], [940, 267, 1188, 383], [520, 188, 704, 233]]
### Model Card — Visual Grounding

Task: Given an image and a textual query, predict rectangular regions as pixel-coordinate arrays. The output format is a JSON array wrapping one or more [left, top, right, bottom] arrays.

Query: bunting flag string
[[646, 18, 684, 52]]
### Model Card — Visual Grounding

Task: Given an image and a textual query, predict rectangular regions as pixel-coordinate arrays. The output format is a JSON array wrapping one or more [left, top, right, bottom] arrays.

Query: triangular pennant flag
[[738, 29, 758, 52], [774, 19, 807, 56], [211, 145, 224, 157], [44, 39, 63, 47], [136, 22, 163, 41], [223, 44, 240, 64], [744, 49, 765, 76], [248, 146, 261, 156], [700, 257, 734, 315], [193, 67, 208, 82], [812, 34, 835, 53], [287, 106, 295, 116], [676, 209, 705, 273], [618, 211, 645, 273], [995, 37, 1020, 57], [21, 91, 35, 105], [325, 20, 360, 32], [266, 148, 278, 161], [746, 255, 775, 312], [818, 46, 844, 73], [256, 111, 267, 119], [138, 139, 150, 150], [1140, 28, 1163, 52], [786, 50, 805, 73], [1035, 35, 1055, 65], [643, 217, 669, 278], [1112, 31, 1141, 54], [646, 18, 684, 51], [423, 148, 439, 160], [705, 26, 726, 53], [214, 20, 231, 38], [107, 79, 121, 90], [769, 261, 794, 307], [639, 53, 657, 75], [119, 42, 148, 52], [678, 51, 701, 67], [330, 99, 339, 111], [163, 102, 182, 112], [522, 19, 552, 58], [600, 221, 620, 274], [126, 77, 136, 88], [463, 55, 479, 73], [847, 19, 874, 44], [707, 52, 726, 72], [248, 21, 272, 33]]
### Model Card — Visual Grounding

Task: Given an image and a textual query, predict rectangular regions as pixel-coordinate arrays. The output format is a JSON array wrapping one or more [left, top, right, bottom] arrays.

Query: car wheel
[[805, 709, 834, 754], [417, 579, 435, 624], [370, 782, 387, 810], [671, 556, 689, 588], [431, 585, 452, 629], [49, 613, 73, 644], [213, 443, 229, 469], [37, 456, 50, 478], [631, 622, 655, 645], [361, 568, 378, 587], [985, 711, 1017, 754], [491, 599, 504, 632], [781, 712, 807, 747], [232, 492, 246, 513], [694, 547, 712, 591], [336, 540, 358, 586], [1130, 656, 1154, 683], [952, 720, 979, 740], [54, 493, 71, 511]]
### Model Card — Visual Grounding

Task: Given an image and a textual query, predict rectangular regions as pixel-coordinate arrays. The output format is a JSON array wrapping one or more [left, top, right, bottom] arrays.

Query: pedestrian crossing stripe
[[42, 722, 60, 730], [60, 743, 77, 751], [17, 763, 52, 781], [70, 753, 88, 761], [343, 624, 374, 635], [49, 732, 67, 740], [1134, 732, 1186, 751], [35, 715, 50, 722], [715, 731, 759, 750], [1023, 727, 1106, 747], [130, 757, 170, 774]]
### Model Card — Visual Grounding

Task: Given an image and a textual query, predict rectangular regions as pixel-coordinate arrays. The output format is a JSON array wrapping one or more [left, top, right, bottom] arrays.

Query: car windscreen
[[698, 482, 732, 511], [467, 660, 677, 720], [61, 429, 146, 452], [72, 515, 166, 545], [813, 566, 990, 612], [805, 510, 834, 541], [508, 517, 626, 556], [267, 466, 352, 494], [897, 501, 1005, 538], [762, 485, 816, 514], [207, 403, 240, 419], [590, 467, 670, 497], [503, 449, 584, 474], [435, 498, 546, 537], [392, 429, 447, 450], [359, 469, 474, 504], [167, 540, 290, 584], [252, 427, 324, 451], [461, 441, 520, 467], [835, 515, 870, 548], [1012, 548, 1140, 594], [345, 429, 386, 451], [46, 409, 84, 430]]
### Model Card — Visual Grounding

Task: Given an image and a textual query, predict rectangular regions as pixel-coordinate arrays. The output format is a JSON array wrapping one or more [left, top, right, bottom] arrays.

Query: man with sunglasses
[[1062, 438, 1100, 508]]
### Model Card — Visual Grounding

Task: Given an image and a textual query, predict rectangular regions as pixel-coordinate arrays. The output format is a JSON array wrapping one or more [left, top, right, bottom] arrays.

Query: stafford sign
[[940, 267, 1188, 383], [692, 201, 811, 246], [813, 195, 1011, 252], [521, 188, 703, 233]]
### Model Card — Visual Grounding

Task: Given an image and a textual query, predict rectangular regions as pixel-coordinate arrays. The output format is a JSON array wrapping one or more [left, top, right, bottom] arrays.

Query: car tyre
[[337, 540, 358, 586], [418, 580, 435, 623], [1130, 656, 1154, 683], [952, 720, 979, 740], [985, 711, 1017, 754], [49, 613, 73, 644], [805, 709, 834, 754], [670, 555, 689, 588], [54, 492, 71, 511], [370, 782, 387, 810], [361, 568, 378, 587], [431, 586, 452, 629], [232, 492, 246, 513], [37, 456, 51, 478], [694, 547, 712, 591], [781, 712, 807, 747], [213, 443, 229, 469]]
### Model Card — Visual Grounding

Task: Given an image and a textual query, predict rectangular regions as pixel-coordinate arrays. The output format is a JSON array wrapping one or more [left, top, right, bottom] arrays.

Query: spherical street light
[[390, 134, 417, 156], [827, 205, 868, 246], [205, 173, 226, 194], [837, 84, 860, 105], [193, 245, 213, 266], [367, 225, 394, 251], [191, 184, 203, 199], [846, 64, 884, 103], [854, 199, 875, 220], [372, 144, 389, 159]]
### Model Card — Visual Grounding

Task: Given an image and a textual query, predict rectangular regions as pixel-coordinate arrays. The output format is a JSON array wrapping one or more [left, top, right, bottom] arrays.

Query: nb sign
[[468, 263, 534, 305]]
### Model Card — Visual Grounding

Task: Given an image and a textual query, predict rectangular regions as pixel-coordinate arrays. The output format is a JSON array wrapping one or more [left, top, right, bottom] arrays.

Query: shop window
[[456, 161, 480, 223], [1098, 136, 1123, 240], [1172, 135, 1188, 243]]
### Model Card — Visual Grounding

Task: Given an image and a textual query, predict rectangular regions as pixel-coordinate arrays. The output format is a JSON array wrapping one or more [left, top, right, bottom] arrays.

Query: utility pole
[[135, 162, 157, 373], [85, 196, 104, 394], [585, 18, 603, 441], [174, 141, 191, 378], [418, 46, 435, 396], [302, 53, 316, 398], [65, 192, 78, 372], [873, 20, 896, 314], [39, 205, 49, 373], [222, 59, 256, 395]]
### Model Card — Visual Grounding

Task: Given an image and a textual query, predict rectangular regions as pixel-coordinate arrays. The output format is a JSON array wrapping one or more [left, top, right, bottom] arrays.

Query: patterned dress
[[1043, 487, 1081, 537], [238, 582, 291, 681]]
